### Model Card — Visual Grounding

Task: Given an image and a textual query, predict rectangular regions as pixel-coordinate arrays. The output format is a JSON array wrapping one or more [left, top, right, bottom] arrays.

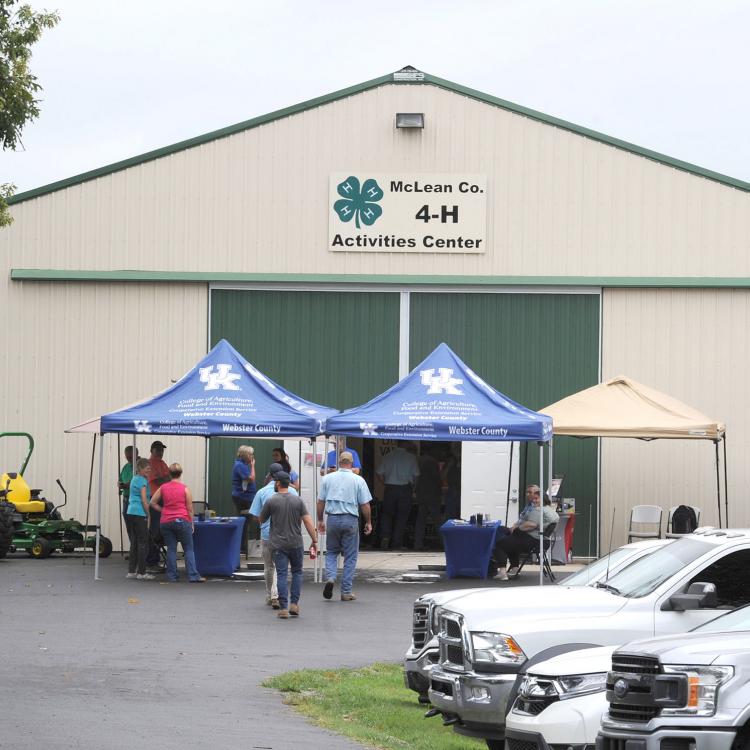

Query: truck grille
[[514, 695, 557, 715], [412, 602, 430, 648], [437, 611, 467, 671], [611, 654, 659, 674], [607, 651, 663, 723], [506, 740, 540, 750]]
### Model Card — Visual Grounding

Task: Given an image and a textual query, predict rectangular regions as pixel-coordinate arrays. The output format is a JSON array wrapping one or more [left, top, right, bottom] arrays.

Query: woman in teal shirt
[[126, 459, 154, 580]]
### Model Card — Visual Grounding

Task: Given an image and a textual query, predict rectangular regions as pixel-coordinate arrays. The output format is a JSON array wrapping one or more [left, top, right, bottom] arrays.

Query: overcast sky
[[4, 0, 750, 193]]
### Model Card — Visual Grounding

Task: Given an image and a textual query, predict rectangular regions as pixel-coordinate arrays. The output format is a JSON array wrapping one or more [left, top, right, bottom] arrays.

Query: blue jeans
[[160, 519, 201, 581], [325, 514, 360, 594], [273, 546, 304, 610]]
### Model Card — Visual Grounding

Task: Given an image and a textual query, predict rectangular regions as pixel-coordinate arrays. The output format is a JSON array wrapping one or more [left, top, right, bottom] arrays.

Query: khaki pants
[[261, 540, 278, 600]]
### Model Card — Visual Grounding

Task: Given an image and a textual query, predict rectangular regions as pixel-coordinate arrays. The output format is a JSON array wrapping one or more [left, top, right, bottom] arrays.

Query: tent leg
[[83, 434, 97, 566], [505, 442, 514, 527], [312, 439, 320, 583], [117, 434, 124, 557], [94, 434, 104, 580], [548, 437, 554, 508], [714, 440, 722, 529], [723, 435, 729, 528], [539, 443, 545, 587]]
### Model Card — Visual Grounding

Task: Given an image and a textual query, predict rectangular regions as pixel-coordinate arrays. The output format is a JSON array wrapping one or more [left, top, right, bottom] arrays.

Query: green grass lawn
[[263, 662, 484, 749]]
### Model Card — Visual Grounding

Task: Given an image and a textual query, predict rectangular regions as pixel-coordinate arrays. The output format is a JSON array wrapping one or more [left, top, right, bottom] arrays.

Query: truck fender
[[504, 642, 602, 717]]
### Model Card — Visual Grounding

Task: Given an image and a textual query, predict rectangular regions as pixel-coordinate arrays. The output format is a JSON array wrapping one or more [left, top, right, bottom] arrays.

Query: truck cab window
[[687, 548, 750, 608]]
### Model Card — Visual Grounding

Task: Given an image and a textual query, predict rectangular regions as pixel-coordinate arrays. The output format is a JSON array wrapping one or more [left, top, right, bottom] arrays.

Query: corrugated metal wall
[[601, 288, 746, 547], [4, 84, 750, 278], [207, 288, 400, 513], [409, 292, 600, 554], [0, 274, 208, 550]]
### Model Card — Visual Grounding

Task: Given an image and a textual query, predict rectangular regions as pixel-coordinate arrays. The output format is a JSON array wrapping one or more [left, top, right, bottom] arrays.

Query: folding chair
[[510, 522, 558, 581], [627, 505, 663, 543], [666, 506, 701, 538]]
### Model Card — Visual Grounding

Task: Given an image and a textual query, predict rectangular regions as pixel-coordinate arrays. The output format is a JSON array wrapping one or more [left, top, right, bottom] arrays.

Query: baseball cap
[[150, 440, 167, 450], [274, 471, 291, 486], [268, 462, 284, 479], [339, 451, 354, 464]]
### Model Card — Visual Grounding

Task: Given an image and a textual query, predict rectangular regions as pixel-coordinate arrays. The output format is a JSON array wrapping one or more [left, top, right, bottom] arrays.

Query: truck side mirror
[[662, 582, 718, 611]]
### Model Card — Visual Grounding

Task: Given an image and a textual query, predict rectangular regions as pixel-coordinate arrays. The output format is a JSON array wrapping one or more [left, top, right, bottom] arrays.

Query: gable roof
[[10, 66, 750, 205]]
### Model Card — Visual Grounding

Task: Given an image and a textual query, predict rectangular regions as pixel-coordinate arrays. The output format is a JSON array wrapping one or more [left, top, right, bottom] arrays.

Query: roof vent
[[393, 65, 425, 82]]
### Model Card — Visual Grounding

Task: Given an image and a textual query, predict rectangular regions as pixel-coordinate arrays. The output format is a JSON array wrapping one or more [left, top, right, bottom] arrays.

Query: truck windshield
[[693, 604, 750, 633], [563, 546, 639, 586], [602, 538, 713, 598]]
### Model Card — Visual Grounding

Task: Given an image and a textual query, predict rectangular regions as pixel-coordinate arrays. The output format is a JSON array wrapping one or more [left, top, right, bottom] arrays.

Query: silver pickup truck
[[426, 530, 750, 749], [597, 605, 750, 750]]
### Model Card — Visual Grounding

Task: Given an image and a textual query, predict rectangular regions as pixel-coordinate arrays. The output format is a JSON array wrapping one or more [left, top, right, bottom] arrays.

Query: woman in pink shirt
[[149, 463, 205, 583]]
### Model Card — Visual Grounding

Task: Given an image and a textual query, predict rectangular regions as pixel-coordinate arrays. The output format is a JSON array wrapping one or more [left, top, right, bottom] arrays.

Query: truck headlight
[[556, 672, 608, 699], [471, 632, 526, 665], [661, 665, 734, 716]]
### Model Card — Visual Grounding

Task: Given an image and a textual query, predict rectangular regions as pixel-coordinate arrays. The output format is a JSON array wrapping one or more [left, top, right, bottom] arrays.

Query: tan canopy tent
[[542, 375, 728, 526]]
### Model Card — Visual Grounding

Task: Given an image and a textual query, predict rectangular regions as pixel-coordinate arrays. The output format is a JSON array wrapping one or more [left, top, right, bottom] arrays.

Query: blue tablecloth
[[441, 520, 503, 579], [193, 517, 243, 576]]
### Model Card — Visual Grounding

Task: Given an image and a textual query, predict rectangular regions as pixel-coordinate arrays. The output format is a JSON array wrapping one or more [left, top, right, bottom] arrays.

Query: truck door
[[654, 547, 750, 635]]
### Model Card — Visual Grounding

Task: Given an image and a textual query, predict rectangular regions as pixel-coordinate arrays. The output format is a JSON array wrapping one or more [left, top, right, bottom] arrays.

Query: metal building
[[3, 66, 749, 552]]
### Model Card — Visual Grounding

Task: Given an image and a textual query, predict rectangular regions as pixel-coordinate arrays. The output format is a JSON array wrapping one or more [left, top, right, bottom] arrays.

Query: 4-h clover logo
[[333, 176, 383, 228]]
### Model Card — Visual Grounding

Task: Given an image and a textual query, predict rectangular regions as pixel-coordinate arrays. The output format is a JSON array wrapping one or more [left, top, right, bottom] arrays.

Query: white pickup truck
[[426, 529, 750, 749], [405, 539, 670, 704]]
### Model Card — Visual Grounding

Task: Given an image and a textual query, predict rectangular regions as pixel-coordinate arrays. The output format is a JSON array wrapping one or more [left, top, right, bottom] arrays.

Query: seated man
[[493, 484, 558, 580]]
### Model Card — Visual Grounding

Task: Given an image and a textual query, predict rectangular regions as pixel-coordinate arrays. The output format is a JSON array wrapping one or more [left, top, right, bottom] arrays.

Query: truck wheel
[[98, 536, 113, 558], [29, 537, 52, 559], [0, 501, 14, 559]]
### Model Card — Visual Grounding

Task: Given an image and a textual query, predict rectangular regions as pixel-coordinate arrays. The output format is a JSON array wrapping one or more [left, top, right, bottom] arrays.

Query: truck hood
[[528, 645, 616, 678], [617, 631, 750, 666], [420, 587, 488, 607], [445, 584, 628, 632]]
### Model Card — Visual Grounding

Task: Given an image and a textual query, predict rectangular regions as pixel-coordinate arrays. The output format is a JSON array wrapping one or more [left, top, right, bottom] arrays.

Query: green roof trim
[[11, 269, 750, 288], [8, 67, 750, 205]]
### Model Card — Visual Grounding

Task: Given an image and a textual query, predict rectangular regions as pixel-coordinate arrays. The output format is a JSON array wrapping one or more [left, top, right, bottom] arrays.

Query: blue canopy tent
[[326, 343, 553, 583], [67, 339, 337, 579]]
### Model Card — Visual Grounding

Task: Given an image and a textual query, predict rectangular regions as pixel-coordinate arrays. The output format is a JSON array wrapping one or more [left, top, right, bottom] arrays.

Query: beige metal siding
[[4, 83, 750, 278], [601, 288, 746, 548], [0, 274, 207, 548]]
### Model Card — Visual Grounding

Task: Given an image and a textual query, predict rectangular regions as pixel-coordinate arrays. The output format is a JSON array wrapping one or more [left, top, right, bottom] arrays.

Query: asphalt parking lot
[[0, 553, 491, 750]]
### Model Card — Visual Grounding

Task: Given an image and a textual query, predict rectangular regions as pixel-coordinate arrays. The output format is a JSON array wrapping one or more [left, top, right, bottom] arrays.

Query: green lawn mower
[[0, 432, 112, 559]]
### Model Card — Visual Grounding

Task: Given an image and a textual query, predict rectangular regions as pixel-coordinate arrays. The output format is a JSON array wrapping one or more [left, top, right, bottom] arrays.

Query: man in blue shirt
[[250, 462, 299, 609], [317, 451, 372, 601], [321, 447, 361, 475]]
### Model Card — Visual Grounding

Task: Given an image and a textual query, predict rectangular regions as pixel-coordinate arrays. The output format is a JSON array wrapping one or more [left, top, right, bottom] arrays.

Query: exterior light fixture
[[396, 113, 424, 129]]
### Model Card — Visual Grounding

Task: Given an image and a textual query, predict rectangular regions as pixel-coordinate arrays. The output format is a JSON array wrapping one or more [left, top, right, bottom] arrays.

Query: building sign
[[329, 173, 486, 253]]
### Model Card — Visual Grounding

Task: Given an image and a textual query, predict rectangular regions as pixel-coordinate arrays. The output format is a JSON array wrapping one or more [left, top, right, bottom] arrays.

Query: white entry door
[[461, 441, 520, 525]]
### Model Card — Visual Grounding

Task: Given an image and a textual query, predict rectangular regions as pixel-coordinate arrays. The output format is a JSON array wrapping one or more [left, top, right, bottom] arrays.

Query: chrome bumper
[[427, 667, 516, 740], [597, 727, 737, 750], [403, 647, 439, 697]]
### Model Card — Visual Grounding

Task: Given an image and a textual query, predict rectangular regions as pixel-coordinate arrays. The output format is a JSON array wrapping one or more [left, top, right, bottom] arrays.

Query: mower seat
[[12, 500, 46, 514]]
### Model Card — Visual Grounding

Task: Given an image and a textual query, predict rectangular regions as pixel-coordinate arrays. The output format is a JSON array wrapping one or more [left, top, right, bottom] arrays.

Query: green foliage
[[0, 1, 59, 226], [263, 662, 483, 749], [0, 183, 15, 226]]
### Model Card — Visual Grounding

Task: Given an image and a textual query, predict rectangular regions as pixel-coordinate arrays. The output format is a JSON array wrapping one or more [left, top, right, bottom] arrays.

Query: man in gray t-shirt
[[259, 471, 318, 619]]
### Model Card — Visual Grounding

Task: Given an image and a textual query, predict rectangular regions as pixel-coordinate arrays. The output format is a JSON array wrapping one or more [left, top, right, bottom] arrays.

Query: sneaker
[[289, 603, 299, 617], [323, 581, 334, 600], [125, 572, 137, 579], [341, 593, 357, 601], [277, 609, 289, 619], [265, 596, 272, 606], [496, 568, 509, 581], [507, 566, 520, 578], [137, 573, 156, 580], [271, 598, 280, 610], [189, 577, 206, 583]]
